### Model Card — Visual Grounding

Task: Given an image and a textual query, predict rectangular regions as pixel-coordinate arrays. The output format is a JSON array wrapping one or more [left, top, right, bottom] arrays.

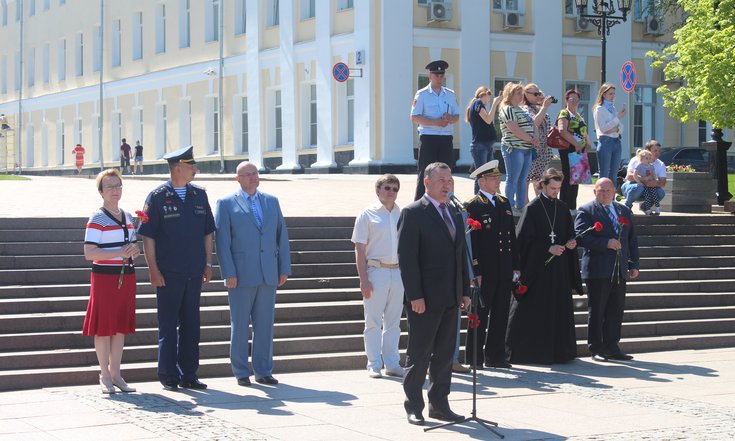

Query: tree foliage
[[647, 0, 735, 129]]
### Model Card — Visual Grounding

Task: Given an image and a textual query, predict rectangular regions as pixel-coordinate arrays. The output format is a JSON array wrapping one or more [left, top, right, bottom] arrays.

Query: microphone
[[447, 192, 466, 212]]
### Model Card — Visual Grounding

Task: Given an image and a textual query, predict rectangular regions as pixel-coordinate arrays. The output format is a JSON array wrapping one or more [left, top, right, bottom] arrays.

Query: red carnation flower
[[514, 283, 528, 295], [617, 216, 630, 227], [466, 218, 482, 231], [135, 210, 149, 224], [593, 221, 603, 232]]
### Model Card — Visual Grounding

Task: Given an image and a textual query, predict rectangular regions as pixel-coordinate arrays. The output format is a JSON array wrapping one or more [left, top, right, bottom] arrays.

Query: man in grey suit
[[398, 162, 471, 426], [215, 161, 291, 386], [576, 178, 639, 363]]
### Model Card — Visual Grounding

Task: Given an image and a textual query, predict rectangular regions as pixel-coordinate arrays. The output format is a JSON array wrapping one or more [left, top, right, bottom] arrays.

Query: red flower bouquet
[[465, 217, 482, 234], [118, 209, 149, 289], [545, 221, 603, 266]]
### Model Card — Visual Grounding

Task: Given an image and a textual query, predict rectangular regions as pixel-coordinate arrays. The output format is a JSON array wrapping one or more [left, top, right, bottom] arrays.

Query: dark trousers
[[585, 277, 626, 356], [403, 305, 458, 413], [559, 149, 579, 209], [156, 273, 203, 383], [464, 278, 512, 365], [414, 135, 454, 200]]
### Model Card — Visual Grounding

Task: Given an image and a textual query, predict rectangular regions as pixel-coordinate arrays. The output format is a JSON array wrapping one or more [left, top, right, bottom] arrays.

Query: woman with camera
[[522, 83, 555, 201]]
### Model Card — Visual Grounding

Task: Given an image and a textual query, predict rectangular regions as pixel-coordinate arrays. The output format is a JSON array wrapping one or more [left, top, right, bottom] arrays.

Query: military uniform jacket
[[465, 192, 519, 281], [138, 181, 216, 277]]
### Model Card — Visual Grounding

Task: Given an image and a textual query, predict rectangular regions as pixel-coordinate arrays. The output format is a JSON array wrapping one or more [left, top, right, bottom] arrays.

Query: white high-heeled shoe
[[112, 377, 136, 393], [100, 375, 116, 394]]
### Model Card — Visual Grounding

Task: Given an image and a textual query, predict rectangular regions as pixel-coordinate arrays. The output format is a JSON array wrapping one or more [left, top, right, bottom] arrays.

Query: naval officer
[[138, 146, 216, 391], [410, 60, 460, 200]]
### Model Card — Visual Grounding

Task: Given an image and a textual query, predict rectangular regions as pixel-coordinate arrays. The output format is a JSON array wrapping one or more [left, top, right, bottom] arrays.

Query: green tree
[[647, 0, 735, 129]]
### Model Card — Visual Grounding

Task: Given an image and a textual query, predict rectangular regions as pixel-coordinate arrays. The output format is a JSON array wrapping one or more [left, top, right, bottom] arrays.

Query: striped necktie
[[439, 203, 456, 240], [604, 205, 618, 235], [249, 196, 263, 228]]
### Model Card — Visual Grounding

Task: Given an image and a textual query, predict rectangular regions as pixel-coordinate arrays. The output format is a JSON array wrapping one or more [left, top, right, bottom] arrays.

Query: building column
[[310, 0, 337, 171], [245, 0, 264, 170], [377, 0, 414, 166], [532, 1, 563, 115], [459, 0, 491, 168], [347, 0, 376, 168], [275, 0, 302, 171], [605, 17, 633, 156]]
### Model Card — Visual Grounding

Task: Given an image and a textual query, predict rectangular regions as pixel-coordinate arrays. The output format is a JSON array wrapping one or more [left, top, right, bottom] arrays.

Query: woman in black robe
[[507, 168, 584, 364]]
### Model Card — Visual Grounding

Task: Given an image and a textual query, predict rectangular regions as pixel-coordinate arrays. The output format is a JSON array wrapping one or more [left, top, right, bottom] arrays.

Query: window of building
[[1, 56, 7, 94], [565, 0, 590, 15], [634, 0, 661, 21], [15, 0, 19, 21], [274, 90, 282, 150], [308, 84, 317, 146], [241, 97, 248, 153], [93, 26, 101, 72], [133, 12, 143, 60], [57, 39, 66, 81], [212, 97, 219, 152], [156, 4, 166, 54], [14, 51, 20, 91], [564, 81, 593, 133], [111, 19, 121, 67], [42, 43, 49, 84], [29, 0, 35, 17], [493, 0, 519, 12], [338, 0, 353, 11], [235, 0, 246, 35], [57, 120, 65, 165], [698, 120, 709, 146], [75, 33, 83, 77], [633, 85, 657, 149], [112, 112, 122, 159], [160, 104, 167, 154], [26, 124, 34, 167], [179, 0, 190, 48], [301, 0, 315, 20], [75, 118, 83, 146], [180, 98, 192, 147], [267, 0, 279, 27], [43, 0, 49, 11], [27, 48, 35, 87], [346, 78, 354, 143], [2, 1, 7, 26], [206, 0, 219, 42], [135, 109, 144, 146]]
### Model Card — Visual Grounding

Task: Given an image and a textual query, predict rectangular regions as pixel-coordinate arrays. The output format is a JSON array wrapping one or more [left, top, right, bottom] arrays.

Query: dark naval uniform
[[464, 191, 519, 366], [138, 148, 215, 387]]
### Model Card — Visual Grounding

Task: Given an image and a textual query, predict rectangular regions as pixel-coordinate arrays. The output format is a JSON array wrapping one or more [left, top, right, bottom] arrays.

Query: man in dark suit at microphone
[[398, 162, 471, 426]]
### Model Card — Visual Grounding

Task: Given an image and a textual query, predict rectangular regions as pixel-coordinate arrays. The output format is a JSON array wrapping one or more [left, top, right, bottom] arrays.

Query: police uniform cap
[[163, 145, 196, 164], [470, 159, 500, 179], [425, 60, 449, 74]]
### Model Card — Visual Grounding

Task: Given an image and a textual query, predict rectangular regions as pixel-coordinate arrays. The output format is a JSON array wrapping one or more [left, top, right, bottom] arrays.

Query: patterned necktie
[[604, 205, 618, 235], [249, 196, 263, 228], [439, 203, 456, 240]]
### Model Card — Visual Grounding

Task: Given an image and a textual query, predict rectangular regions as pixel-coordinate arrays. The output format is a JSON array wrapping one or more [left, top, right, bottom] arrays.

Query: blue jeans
[[470, 142, 494, 194], [501, 144, 533, 209], [621, 181, 666, 208], [597, 136, 622, 184]]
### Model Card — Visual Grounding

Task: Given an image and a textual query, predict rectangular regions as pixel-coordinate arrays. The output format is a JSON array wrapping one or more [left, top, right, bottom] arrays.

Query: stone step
[[637, 235, 735, 246], [638, 256, 735, 269], [633, 267, 735, 282], [635, 225, 735, 236], [638, 245, 735, 257], [0, 217, 356, 230], [626, 279, 733, 293], [632, 215, 735, 226]]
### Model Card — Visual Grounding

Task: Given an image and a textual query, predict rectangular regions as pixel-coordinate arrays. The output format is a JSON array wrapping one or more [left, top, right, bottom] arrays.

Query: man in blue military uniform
[[139, 146, 216, 391], [410, 60, 460, 200], [464, 160, 519, 369]]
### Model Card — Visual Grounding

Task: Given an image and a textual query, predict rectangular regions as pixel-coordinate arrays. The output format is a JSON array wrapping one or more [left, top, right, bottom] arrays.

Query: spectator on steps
[[621, 139, 667, 213]]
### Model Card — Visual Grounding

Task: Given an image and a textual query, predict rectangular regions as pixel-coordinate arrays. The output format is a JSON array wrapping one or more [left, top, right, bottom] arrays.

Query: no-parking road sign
[[620, 61, 636, 93], [332, 62, 350, 83]]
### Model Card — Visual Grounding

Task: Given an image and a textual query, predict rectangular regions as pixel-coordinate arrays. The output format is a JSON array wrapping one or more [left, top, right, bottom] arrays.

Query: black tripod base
[[424, 415, 504, 438]]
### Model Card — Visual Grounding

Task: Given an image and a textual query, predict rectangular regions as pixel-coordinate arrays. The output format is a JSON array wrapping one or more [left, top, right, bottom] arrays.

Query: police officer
[[464, 160, 519, 369], [138, 146, 216, 391], [410, 60, 459, 200]]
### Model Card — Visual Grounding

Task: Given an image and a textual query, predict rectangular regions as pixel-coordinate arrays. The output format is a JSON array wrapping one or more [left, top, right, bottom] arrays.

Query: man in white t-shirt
[[621, 139, 666, 212], [351, 174, 404, 379]]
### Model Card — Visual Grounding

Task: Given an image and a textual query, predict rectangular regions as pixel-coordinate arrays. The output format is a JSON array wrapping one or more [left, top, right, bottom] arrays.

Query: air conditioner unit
[[574, 15, 594, 33], [427, 1, 452, 22], [503, 12, 524, 29], [644, 16, 665, 36]]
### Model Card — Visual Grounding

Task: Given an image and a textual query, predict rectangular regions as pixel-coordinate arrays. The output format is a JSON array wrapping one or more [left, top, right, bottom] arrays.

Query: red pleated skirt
[[82, 272, 136, 336]]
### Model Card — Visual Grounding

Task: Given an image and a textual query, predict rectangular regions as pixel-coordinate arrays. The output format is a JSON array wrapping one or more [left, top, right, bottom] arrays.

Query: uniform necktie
[[439, 203, 456, 240], [249, 196, 263, 228], [604, 205, 618, 235], [490, 195, 496, 207]]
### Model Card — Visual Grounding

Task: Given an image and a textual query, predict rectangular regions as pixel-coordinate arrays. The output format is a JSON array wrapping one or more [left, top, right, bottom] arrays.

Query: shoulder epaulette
[[496, 194, 507, 203], [190, 183, 207, 191]]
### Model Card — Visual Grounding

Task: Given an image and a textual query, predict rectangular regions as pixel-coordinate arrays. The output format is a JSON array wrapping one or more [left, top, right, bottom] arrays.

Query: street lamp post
[[576, 0, 632, 85]]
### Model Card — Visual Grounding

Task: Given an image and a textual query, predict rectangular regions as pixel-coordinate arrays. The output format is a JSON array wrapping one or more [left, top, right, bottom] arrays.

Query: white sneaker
[[653, 206, 661, 215], [384, 367, 404, 378], [367, 368, 382, 378]]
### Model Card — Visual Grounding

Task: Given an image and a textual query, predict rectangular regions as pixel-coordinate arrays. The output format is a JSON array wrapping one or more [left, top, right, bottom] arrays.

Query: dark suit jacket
[[575, 200, 640, 280], [465, 192, 519, 281], [398, 196, 469, 309]]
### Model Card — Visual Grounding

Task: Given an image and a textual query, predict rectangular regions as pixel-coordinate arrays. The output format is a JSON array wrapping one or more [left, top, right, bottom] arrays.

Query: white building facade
[[0, 0, 720, 174]]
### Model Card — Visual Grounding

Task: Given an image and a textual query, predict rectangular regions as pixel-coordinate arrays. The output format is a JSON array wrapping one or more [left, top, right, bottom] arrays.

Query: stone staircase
[[1, 215, 734, 391]]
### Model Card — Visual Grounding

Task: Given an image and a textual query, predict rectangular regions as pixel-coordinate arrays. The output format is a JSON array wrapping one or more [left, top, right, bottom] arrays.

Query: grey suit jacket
[[214, 190, 291, 287]]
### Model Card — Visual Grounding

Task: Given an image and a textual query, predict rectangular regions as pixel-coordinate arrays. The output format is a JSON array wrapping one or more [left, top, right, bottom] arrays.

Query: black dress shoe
[[255, 375, 279, 385], [237, 377, 252, 387], [162, 380, 179, 391], [406, 411, 425, 426], [606, 352, 634, 361], [486, 360, 513, 369], [591, 354, 609, 362], [179, 378, 208, 389], [428, 407, 464, 422]]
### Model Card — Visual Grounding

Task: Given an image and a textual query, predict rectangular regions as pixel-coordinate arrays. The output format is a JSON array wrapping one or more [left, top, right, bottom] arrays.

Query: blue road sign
[[333, 62, 350, 83], [620, 61, 636, 93]]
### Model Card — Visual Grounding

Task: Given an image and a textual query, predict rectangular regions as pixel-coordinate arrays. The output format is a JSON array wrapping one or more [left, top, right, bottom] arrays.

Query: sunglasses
[[381, 186, 400, 192], [528, 91, 543, 96]]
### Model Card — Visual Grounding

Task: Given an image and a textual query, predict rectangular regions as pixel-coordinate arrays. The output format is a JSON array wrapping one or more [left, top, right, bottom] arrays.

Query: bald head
[[594, 178, 616, 205], [236, 161, 260, 195]]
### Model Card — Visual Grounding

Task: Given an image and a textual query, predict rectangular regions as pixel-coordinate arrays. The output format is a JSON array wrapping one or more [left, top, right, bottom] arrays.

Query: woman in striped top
[[83, 169, 140, 394], [499, 82, 539, 213]]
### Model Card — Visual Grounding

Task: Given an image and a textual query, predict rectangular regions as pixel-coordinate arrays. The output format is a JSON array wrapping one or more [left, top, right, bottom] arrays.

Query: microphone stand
[[425, 199, 503, 438]]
